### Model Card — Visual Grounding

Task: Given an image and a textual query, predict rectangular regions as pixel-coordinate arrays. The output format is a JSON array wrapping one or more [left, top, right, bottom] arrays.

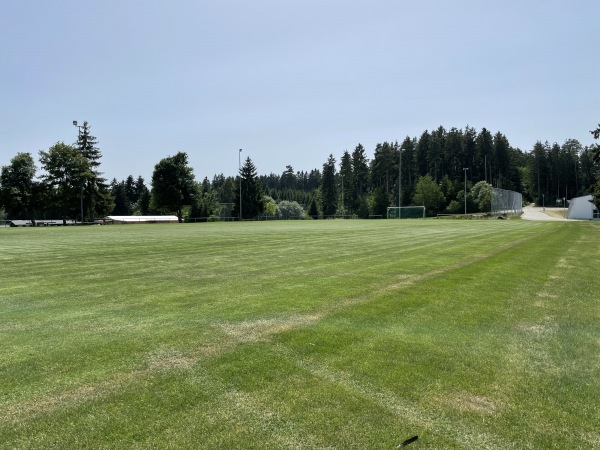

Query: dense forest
[[2, 122, 599, 222]]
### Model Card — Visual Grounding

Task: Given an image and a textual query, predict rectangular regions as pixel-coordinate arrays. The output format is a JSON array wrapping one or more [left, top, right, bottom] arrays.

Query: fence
[[491, 188, 523, 216]]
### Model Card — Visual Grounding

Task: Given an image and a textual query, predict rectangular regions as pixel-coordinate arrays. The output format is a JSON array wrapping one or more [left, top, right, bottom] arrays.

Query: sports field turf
[[1, 219, 599, 449]]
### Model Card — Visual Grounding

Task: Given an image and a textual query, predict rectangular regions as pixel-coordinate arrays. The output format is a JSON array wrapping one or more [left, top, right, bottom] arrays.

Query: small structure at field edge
[[105, 215, 179, 224], [567, 195, 598, 220]]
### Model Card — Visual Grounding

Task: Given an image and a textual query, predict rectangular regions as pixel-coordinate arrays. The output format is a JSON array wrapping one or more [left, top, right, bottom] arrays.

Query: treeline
[[0, 122, 114, 223], [1, 122, 599, 222]]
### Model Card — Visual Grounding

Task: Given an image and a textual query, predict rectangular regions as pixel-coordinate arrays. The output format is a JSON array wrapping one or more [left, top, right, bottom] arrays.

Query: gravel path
[[521, 205, 570, 221]]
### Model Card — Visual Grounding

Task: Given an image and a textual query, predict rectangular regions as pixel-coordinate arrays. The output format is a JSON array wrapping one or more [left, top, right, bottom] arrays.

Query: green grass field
[[1, 219, 599, 449]]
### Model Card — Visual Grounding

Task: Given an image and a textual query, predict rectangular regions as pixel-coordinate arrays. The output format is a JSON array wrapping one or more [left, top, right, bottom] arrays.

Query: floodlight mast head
[[72, 120, 78, 126]]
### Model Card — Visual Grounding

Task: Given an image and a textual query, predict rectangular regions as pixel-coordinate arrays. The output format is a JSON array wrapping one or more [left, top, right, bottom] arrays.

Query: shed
[[566, 195, 598, 220]]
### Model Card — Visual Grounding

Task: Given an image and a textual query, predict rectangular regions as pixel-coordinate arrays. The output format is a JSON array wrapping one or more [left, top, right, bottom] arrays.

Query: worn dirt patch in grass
[[218, 314, 323, 343], [444, 392, 500, 416]]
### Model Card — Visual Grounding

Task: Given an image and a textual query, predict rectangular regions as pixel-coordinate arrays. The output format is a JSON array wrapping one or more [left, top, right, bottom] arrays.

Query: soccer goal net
[[387, 206, 426, 219]]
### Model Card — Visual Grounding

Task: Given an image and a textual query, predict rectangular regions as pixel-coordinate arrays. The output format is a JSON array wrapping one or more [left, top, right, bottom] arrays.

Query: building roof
[[106, 215, 179, 223], [9, 220, 33, 227]]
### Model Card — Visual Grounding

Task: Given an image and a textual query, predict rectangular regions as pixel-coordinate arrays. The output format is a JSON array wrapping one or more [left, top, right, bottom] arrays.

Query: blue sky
[[1, 0, 598, 183]]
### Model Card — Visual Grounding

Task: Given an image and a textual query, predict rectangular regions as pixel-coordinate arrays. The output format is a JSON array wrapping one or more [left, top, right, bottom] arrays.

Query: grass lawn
[[1, 219, 599, 449]]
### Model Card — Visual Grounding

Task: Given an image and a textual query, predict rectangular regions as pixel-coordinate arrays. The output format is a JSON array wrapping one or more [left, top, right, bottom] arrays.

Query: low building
[[9, 219, 76, 226], [9, 220, 33, 227], [105, 215, 180, 224], [566, 195, 598, 220]]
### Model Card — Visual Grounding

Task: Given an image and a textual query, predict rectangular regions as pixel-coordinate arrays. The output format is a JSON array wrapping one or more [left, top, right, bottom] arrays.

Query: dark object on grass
[[397, 435, 419, 447]]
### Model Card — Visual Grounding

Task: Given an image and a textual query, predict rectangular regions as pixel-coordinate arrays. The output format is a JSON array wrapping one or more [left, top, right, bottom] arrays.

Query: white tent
[[566, 195, 597, 220]]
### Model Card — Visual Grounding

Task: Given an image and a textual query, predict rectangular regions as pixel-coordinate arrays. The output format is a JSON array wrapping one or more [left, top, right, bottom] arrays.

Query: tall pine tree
[[319, 154, 337, 217], [233, 157, 264, 220], [589, 124, 600, 210], [339, 150, 353, 214], [351, 144, 370, 216], [74, 121, 113, 220]]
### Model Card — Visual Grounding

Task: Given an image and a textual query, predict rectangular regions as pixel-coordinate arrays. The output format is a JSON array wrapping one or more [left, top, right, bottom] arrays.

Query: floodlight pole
[[485, 155, 487, 183], [73, 120, 84, 223], [238, 149, 242, 221], [341, 174, 344, 212], [463, 168, 468, 215], [399, 146, 402, 219]]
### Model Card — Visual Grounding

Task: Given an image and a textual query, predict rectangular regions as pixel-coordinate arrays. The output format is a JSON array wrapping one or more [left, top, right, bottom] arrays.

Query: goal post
[[387, 206, 426, 219]]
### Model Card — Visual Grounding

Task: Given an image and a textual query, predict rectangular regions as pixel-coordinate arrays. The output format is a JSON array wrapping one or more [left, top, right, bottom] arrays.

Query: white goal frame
[[387, 206, 426, 219]]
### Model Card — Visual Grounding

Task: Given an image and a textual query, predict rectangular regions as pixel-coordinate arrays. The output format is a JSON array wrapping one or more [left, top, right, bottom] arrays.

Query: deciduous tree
[[0, 152, 38, 220], [151, 152, 197, 222], [412, 174, 445, 216], [471, 180, 493, 212], [39, 142, 92, 223], [276, 200, 305, 219]]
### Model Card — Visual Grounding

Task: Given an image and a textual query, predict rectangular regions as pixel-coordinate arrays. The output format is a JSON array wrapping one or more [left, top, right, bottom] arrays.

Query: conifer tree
[[476, 128, 494, 185], [319, 154, 337, 217], [307, 197, 319, 219], [399, 137, 416, 203], [280, 165, 296, 190], [351, 144, 369, 200], [74, 121, 113, 220], [339, 150, 353, 213], [415, 130, 431, 177], [110, 179, 131, 215], [233, 157, 264, 219], [590, 124, 600, 210], [371, 142, 396, 198], [493, 132, 512, 189]]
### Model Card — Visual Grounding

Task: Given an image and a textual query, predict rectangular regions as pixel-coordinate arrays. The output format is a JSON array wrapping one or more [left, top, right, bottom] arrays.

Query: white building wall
[[566, 195, 597, 220]]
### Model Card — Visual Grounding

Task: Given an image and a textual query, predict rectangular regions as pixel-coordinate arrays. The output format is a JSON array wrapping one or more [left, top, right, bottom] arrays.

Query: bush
[[446, 200, 462, 214], [276, 200, 305, 219]]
